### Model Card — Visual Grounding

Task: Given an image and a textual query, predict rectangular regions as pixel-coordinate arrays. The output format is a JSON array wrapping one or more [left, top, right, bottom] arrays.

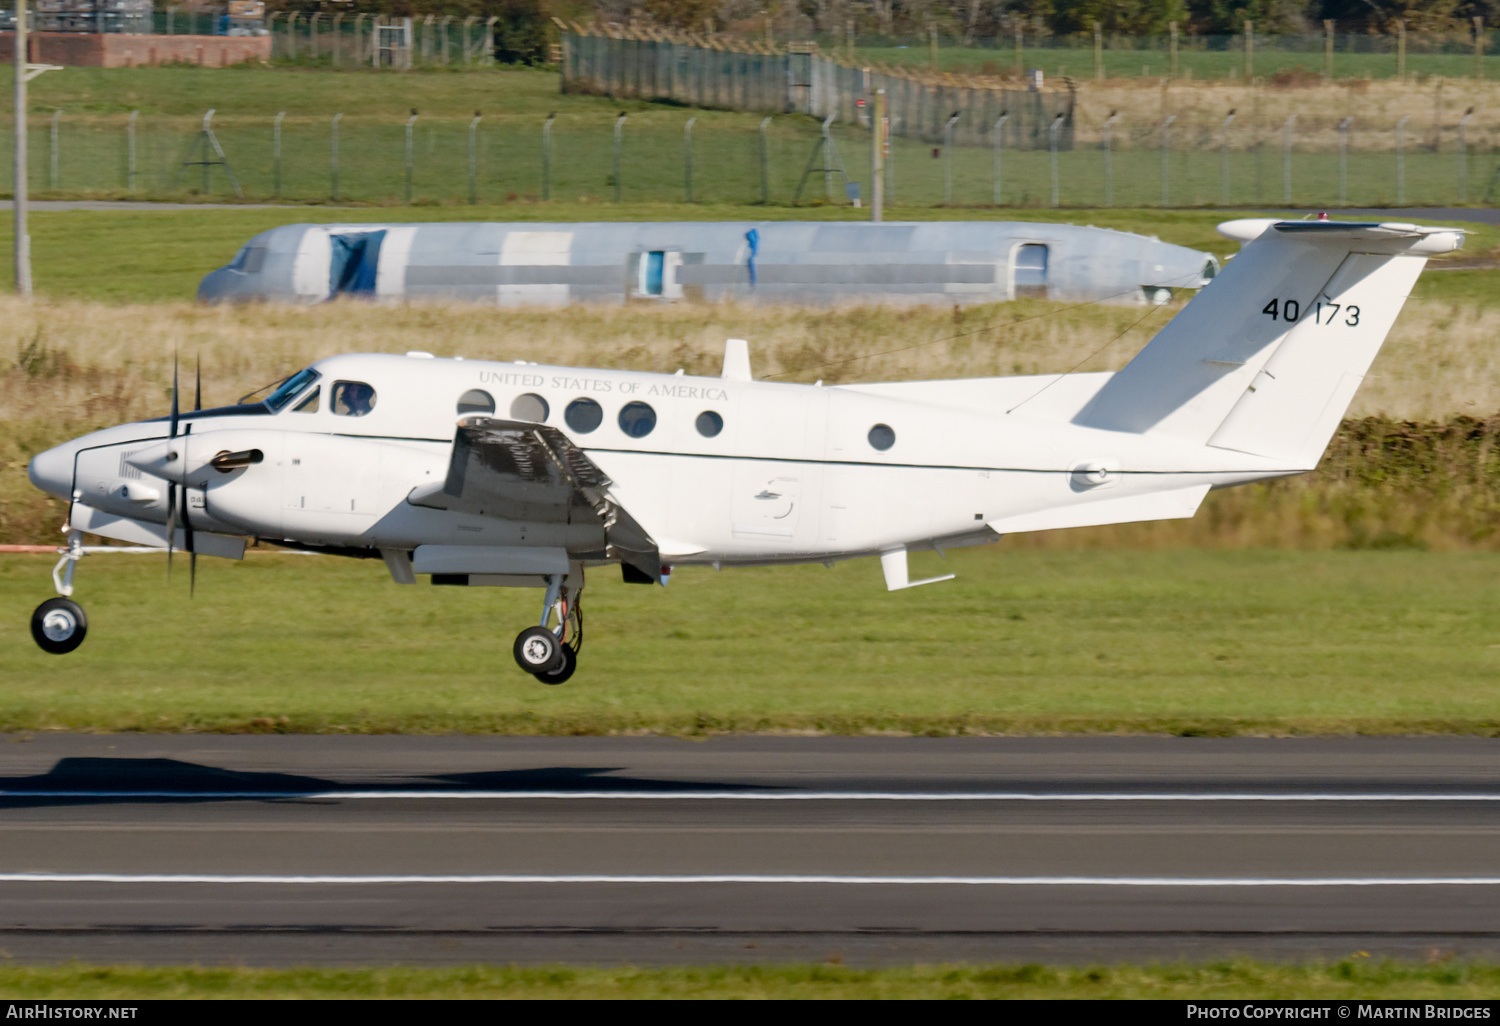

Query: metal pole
[[200, 109, 212, 195], [1338, 116, 1352, 205], [49, 108, 59, 190], [1160, 114, 1174, 207], [1169, 21, 1178, 78], [992, 112, 1008, 205], [14, 0, 30, 297], [872, 90, 885, 223], [1048, 113, 1061, 207], [405, 110, 418, 204], [943, 112, 959, 203], [1459, 107, 1474, 201], [1093, 21, 1102, 81], [273, 111, 284, 197], [1103, 110, 1115, 206], [613, 111, 625, 203], [542, 112, 554, 201], [758, 116, 770, 205], [1396, 115, 1408, 205], [468, 111, 480, 205], [1221, 109, 1236, 206], [1282, 114, 1295, 204], [330, 113, 341, 201], [822, 114, 835, 203], [683, 117, 695, 203], [127, 110, 137, 192]]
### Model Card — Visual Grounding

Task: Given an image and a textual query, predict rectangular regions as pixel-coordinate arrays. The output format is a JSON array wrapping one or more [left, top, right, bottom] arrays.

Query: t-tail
[[1072, 218, 1465, 469]]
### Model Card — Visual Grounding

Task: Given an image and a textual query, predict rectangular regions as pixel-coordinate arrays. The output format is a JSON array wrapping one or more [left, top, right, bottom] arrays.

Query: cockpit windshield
[[262, 368, 321, 412]]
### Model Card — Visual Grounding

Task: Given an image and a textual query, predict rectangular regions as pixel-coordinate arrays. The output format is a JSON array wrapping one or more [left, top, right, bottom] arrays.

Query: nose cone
[[28, 443, 76, 501]]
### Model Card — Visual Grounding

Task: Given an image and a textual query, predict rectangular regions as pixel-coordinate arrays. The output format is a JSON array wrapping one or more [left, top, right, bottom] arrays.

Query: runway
[[2, 734, 1500, 966]]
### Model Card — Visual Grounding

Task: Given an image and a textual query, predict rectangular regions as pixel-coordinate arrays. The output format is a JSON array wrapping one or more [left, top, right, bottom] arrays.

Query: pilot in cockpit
[[333, 381, 376, 417]]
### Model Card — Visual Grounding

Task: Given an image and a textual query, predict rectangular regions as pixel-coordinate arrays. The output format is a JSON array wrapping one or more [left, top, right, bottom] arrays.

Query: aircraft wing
[[407, 415, 660, 579]]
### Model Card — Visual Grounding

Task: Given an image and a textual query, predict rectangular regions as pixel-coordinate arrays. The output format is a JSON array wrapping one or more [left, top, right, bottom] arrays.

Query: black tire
[[513, 625, 563, 674], [534, 645, 577, 686], [30, 598, 88, 655]]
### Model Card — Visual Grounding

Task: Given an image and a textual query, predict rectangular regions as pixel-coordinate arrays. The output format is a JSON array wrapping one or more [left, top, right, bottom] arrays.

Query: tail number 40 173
[[1262, 299, 1360, 326]]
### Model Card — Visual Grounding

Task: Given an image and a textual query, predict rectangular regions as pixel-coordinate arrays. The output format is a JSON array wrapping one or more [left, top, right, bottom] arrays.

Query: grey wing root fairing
[[407, 416, 661, 581]]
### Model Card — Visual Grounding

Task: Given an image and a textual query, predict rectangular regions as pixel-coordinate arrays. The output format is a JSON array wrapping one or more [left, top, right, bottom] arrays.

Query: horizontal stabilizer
[[985, 484, 1210, 535]]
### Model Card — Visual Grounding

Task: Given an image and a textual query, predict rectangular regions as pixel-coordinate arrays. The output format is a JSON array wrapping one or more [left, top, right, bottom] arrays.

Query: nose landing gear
[[31, 530, 88, 655], [511, 573, 582, 685]]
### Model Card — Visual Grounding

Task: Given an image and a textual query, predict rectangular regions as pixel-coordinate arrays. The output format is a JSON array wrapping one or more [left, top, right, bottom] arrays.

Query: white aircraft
[[25, 218, 1462, 683]]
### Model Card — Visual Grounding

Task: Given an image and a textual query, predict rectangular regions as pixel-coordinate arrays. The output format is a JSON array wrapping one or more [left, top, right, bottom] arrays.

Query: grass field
[[7, 66, 1500, 208], [3, 959, 1499, 998], [3, 549, 1498, 735]]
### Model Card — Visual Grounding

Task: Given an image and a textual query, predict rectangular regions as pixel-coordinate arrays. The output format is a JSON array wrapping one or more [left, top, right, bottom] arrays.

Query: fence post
[[1282, 114, 1295, 203], [613, 111, 625, 203], [872, 90, 885, 223], [463, 16, 477, 65], [943, 112, 959, 203], [332, 13, 342, 67], [1458, 106, 1474, 201], [683, 116, 695, 202], [484, 17, 497, 64], [928, 23, 937, 69], [309, 13, 320, 59], [287, 12, 297, 61], [758, 116, 770, 204], [1397, 20, 1406, 80], [992, 111, 1008, 205], [1048, 113, 1062, 207], [1102, 110, 1115, 206], [440, 15, 452, 65], [1221, 108, 1236, 205], [354, 14, 365, 64], [330, 112, 341, 201], [1093, 22, 1102, 80], [1014, 23, 1023, 74], [1338, 116, 1351, 205], [273, 111, 284, 197], [1160, 115, 1174, 207], [1324, 20, 1334, 78], [49, 109, 59, 190], [1169, 22, 1178, 78], [1243, 20, 1253, 80], [127, 110, 138, 192], [1476, 17, 1485, 79], [405, 110, 418, 203], [1396, 115, 1408, 204], [542, 112, 554, 201], [467, 111, 480, 204]]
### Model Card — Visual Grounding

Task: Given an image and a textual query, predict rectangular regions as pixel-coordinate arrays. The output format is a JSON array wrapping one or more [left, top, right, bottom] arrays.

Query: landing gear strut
[[511, 572, 583, 685], [31, 530, 88, 655]]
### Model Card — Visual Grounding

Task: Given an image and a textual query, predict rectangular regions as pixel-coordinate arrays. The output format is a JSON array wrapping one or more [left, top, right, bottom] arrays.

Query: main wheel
[[513, 626, 563, 674], [534, 645, 577, 686], [31, 598, 88, 655]]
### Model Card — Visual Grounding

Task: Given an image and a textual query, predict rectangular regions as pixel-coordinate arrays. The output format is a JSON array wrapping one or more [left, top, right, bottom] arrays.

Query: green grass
[[2, 959, 1499, 998], [3, 548, 1499, 735]]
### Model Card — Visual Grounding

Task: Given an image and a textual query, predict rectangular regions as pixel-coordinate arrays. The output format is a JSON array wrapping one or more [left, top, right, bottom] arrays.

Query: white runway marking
[[3, 873, 1500, 886], [3, 790, 1500, 802]]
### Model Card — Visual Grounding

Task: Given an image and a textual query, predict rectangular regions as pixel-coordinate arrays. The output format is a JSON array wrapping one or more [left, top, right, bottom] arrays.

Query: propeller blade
[[169, 354, 180, 440], [164, 482, 176, 579], [194, 356, 202, 413]]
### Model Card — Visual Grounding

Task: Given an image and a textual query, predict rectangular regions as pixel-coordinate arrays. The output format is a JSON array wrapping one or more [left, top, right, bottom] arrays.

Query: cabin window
[[618, 401, 657, 439], [510, 393, 549, 423], [1013, 243, 1049, 299], [292, 387, 320, 413], [264, 368, 320, 412], [868, 424, 896, 451], [695, 410, 724, 438], [331, 381, 377, 417], [457, 389, 495, 415], [228, 244, 267, 275], [564, 398, 603, 433]]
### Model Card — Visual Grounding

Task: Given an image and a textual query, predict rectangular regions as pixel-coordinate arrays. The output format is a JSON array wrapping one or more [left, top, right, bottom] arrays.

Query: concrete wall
[[0, 32, 270, 67]]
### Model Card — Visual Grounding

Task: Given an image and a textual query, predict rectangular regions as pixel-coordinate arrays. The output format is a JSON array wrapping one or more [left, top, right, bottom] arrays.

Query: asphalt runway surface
[[2, 734, 1500, 966]]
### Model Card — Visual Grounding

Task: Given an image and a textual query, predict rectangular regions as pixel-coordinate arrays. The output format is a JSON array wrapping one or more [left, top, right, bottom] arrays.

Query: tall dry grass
[[2, 295, 1497, 546]]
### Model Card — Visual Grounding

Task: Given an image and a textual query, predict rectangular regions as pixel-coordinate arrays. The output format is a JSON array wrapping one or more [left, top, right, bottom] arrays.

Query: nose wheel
[[512, 573, 582, 684]]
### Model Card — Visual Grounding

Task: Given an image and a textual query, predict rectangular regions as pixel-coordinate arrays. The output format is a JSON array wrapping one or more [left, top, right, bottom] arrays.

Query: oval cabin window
[[617, 402, 657, 439], [457, 389, 495, 415], [868, 424, 895, 451], [695, 410, 724, 438], [509, 393, 549, 423], [565, 398, 603, 433]]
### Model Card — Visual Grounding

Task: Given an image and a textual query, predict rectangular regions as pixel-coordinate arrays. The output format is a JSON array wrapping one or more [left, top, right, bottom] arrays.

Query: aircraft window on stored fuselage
[[510, 393, 549, 423], [868, 424, 895, 451], [457, 389, 495, 415], [695, 410, 723, 438], [564, 398, 603, 433], [332, 381, 377, 417], [292, 387, 320, 413], [264, 368, 320, 412], [618, 402, 656, 439]]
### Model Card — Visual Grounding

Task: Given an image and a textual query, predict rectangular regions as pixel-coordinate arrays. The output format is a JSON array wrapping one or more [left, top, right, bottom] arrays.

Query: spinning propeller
[[163, 354, 201, 595]]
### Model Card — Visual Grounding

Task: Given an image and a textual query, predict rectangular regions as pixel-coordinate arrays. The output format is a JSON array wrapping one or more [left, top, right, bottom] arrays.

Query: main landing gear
[[512, 573, 583, 685], [30, 530, 88, 655]]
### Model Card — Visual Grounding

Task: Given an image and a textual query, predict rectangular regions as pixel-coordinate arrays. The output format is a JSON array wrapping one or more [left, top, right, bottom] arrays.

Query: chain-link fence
[[3, 107, 1496, 209]]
